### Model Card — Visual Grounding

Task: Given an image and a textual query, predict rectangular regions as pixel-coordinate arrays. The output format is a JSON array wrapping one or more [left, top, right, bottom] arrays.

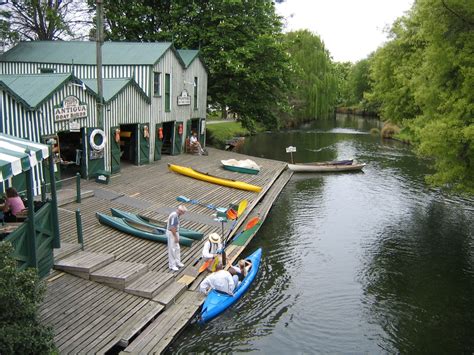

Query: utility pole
[[96, 0, 104, 129]]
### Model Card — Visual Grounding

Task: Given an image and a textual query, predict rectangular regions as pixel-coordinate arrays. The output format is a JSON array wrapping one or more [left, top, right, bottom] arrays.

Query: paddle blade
[[245, 216, 260, 230], [177, 195, 190, 203], [237, 199, 248, 217], [199, 259, 212, 273], [226, 208, 237, 220]]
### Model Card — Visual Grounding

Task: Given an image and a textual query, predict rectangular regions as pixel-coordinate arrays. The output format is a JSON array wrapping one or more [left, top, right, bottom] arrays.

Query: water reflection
[[168, 115, 474, 353]]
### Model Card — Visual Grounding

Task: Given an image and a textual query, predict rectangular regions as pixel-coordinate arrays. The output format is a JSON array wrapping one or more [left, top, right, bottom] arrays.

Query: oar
[[176, 195, 227, 213]]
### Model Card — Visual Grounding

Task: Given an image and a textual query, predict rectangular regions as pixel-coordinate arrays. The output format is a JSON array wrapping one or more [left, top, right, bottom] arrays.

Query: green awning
[[0, 133, 50, 181]]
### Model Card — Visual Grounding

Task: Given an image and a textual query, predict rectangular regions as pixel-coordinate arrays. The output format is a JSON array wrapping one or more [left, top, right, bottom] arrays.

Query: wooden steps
[[125, 271, 173, 298], [54, 251, 115, 279], [53, 242, 82, 261], [90, 261, 148, 290]]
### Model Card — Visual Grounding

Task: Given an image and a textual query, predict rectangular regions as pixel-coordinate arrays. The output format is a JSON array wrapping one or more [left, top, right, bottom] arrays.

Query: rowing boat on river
[[288, 161, 366, 172], [198, 248, 262, 323], [168, 163, 262, 192]]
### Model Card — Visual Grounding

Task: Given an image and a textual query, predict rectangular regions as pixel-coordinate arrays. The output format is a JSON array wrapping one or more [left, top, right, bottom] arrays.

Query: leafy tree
[[333, 61, 353, 105], [367, 0, 473, 193], [0, 0, 91, 46], [284, 30, 337, 122], [97, 0, 291, 130], [0, 242, 56, 354]]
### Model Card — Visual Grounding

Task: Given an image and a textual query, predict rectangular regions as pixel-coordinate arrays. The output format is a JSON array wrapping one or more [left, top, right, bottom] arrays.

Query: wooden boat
[[221, 159, 260, 175], [288, 160, 366, 173], [110, 208, 204, 241], [168, 164, 262, 193], [198, 248, 262, 324], [96, 212, 194, 247]]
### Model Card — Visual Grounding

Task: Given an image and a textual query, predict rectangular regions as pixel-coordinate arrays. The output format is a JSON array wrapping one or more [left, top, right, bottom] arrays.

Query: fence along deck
[[40, 147, 292, 353]]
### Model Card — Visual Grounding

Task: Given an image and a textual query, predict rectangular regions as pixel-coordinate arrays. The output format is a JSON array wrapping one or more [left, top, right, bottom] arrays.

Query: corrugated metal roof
[[0, 74, 72, 109], [81, 78, 149, 104], [177, 49, 199, 68], [0, 41, 174, 65]]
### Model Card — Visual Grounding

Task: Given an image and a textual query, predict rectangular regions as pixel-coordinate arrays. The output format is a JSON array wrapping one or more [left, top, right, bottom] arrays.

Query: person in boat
[[232, 259, 252, 282], [0, 187, 26, 222], [199, 261, 236, 295], [190, 131, 206, 155], [166, 205, 187, 271], [202, 232, 223, 271]]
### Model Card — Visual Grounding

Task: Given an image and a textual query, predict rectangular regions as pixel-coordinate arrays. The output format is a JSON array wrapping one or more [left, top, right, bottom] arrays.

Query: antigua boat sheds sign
[[177, 89, 191, 106], [54, 96, 88, 122]]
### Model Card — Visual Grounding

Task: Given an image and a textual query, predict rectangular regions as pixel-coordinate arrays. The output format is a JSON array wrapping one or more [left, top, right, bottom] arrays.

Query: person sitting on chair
[[190, 131, 206, 155], [199, 261, 235, 295], [0, 187, 26, 222]]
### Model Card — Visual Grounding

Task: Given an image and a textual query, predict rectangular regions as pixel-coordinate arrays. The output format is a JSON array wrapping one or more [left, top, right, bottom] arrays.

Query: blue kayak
[[199, 248, 262, 324]]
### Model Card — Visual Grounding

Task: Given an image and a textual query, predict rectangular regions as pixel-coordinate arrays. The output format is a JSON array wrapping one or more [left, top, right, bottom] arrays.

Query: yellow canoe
[[168, 164, 262, 193]]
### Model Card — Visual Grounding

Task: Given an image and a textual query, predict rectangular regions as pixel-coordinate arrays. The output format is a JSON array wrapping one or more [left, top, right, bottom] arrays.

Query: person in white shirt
[[166, 205, 187, 271], [202, 232, 223, 263], [199, 262, 236, 295], [190, 131, 205, 155]]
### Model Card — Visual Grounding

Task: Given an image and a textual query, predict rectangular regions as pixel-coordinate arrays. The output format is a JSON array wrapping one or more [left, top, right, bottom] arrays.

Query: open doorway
[[119, 124, 139, 165], [56, 130, 84, 179], [161, 121, 175, 155]]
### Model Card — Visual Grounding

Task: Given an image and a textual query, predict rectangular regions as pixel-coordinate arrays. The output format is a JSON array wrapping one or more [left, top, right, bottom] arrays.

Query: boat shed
[[0, 73, 151, 193], [0, 41, 208, 166]]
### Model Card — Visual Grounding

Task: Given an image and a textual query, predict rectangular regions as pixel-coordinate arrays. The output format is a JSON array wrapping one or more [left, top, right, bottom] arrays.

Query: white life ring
[[90, 129, 106, 151]]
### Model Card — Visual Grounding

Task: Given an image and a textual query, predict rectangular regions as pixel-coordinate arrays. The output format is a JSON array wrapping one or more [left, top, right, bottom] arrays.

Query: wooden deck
[[40, 147, 292, 354]]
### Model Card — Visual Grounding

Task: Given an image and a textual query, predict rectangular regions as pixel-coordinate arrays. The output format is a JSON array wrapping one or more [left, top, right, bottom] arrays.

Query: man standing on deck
[[167, 205, 187, 271]]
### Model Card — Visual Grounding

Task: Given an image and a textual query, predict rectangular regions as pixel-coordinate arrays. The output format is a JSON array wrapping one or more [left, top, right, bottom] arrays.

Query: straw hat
[[208, 232, 221, 244], [177, 205, 187, 212]]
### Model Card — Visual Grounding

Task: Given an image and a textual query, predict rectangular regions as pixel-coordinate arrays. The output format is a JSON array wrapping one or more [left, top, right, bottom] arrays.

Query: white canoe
[[288, 162, 366, 172]]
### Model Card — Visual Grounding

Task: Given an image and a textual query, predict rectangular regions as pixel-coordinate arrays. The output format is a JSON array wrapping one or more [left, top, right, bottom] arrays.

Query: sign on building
[[177, 89, 191, 106], [54, 96, 87, 121]]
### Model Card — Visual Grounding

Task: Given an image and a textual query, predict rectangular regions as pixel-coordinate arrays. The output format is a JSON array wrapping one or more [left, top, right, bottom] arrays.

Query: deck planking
[[40, 147, 292, 353]]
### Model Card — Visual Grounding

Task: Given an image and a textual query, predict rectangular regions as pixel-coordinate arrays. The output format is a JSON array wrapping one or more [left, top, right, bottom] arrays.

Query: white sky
[[275, 0, 414, 63]]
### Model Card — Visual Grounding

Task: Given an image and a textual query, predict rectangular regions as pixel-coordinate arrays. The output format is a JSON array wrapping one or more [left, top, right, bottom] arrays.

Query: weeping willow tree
[[284, 30, 337, 124]]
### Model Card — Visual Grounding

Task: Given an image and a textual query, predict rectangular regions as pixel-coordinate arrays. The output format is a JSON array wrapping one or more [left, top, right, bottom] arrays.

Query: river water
[[167, 114, 474, 353]]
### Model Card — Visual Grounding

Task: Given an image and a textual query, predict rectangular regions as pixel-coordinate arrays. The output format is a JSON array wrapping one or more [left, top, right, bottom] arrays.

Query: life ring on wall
[[90, 128, 106, 151], [143, 125, 150, 139], [178, 123, 183, 135], [114, 128, 121, 143]]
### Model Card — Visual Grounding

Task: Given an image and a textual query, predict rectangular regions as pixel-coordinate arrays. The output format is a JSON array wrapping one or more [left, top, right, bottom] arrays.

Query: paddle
[[198, 199, 248, 273], [176, 195, 227, 213]]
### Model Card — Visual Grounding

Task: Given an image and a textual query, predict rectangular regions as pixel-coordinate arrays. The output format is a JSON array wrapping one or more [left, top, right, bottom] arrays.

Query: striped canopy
[[0, 133, 50, 182]]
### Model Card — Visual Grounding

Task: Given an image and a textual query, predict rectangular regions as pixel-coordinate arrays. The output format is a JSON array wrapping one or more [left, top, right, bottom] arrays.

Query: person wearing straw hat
[[202, 232, 223, 269], [166, 205, 187, 271]]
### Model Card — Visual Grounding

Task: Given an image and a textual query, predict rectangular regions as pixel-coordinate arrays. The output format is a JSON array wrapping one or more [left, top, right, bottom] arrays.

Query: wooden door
[[154, 123, 163, 161], [139, 123, 150, 165]]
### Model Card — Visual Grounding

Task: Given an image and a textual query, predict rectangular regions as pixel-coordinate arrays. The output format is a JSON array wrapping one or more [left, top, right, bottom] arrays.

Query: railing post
[[75, 209, 84, 250], [76, 172, 81, 203], [48, 144, 61, 248], [41, 180, 46, 202]]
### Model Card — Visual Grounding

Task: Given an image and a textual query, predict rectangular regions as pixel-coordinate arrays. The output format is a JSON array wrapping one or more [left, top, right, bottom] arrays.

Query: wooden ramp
[[40, 147, 292, 353]]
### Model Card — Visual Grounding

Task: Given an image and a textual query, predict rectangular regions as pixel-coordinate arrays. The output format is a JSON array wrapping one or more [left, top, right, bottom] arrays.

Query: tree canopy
[[283, 30, 337, 123], [96, 0, 291, 130], [366, 0, 473, 193]]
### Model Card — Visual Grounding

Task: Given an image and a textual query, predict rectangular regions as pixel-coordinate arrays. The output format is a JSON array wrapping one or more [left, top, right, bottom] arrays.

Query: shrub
[[0, 242, 56, 354]]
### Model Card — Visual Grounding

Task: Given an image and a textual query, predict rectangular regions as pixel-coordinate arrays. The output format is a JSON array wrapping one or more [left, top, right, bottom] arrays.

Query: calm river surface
[[168, 114, 474, 353]]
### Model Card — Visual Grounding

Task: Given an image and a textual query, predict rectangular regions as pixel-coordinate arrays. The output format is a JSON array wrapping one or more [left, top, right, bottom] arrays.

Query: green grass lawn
[[206, 121, 250, 148]]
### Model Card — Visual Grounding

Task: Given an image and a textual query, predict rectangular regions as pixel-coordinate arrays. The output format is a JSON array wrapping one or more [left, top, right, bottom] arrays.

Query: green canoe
[[110, 208, 204, 241], [96, 212, 194, 247]]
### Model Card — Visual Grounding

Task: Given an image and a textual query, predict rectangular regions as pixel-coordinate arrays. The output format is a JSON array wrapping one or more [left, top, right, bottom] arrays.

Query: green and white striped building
[[0, 41, 207, 192]]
